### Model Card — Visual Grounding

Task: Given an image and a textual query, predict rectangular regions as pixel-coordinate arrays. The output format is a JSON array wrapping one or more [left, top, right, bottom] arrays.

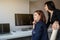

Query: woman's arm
[[50, 21, 59, 40]]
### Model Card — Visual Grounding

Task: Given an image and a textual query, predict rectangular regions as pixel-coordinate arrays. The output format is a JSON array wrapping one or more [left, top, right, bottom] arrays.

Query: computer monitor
[[15, 14, 33, 26], [0, 23, 10, 34]]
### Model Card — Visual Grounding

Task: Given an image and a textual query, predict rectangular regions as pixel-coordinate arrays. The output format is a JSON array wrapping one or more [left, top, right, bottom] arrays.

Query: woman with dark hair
[[32, 10, 49, 40], [44, 1, 60, 40]]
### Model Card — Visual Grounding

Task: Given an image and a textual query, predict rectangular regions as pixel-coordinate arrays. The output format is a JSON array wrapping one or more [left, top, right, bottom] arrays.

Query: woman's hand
[[52, 21, 59, 30], [33, 21, 36, 25], [32, 21, 36, 29]]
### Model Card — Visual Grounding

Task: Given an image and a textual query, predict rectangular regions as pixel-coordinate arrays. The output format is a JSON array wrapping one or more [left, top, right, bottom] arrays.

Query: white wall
[[53, 0, 60, 9], [0, 0, 29, 31]]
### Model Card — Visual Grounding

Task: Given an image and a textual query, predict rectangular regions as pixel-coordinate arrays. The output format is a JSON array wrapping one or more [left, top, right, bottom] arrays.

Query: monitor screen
[[15, 14, 33, 26], [0, 23, 10, 34]]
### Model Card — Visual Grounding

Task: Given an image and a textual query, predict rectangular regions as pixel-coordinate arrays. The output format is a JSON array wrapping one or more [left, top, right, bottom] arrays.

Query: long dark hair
[[45, 1, 56, 11], [34, 10, 46, 23]]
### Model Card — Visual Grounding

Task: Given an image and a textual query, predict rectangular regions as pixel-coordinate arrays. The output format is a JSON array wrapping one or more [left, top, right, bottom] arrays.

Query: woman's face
[[44, 4, 49, 11], [33, 12, 41, 22]]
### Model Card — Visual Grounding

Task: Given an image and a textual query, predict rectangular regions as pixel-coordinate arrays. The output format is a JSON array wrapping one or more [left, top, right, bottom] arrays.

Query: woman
[[44, 1, 60, 40], [44, 1, 60, 29], [32, 10, 49, 40]]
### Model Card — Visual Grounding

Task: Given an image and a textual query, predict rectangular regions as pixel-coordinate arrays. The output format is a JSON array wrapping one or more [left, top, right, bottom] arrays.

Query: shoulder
[[54, 9, 60, 17], [54, 9, 60, 14], [36, 21, 47, 28]]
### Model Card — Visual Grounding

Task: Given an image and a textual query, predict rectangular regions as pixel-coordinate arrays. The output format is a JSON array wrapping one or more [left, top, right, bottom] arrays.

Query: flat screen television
[[15, 14, 33, 26]]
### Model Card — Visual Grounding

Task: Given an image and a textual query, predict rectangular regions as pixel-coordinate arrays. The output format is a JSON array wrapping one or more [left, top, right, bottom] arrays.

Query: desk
[[0, 30, 32, 40], [0, 28, 52, 40]]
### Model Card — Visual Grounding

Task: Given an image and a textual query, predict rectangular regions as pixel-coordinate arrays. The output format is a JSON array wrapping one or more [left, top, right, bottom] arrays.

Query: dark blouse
[[32, 21, 49, 40]]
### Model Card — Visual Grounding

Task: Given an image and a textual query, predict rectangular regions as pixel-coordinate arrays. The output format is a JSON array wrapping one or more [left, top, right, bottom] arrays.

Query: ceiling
[[29, 0, 37, 2]]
